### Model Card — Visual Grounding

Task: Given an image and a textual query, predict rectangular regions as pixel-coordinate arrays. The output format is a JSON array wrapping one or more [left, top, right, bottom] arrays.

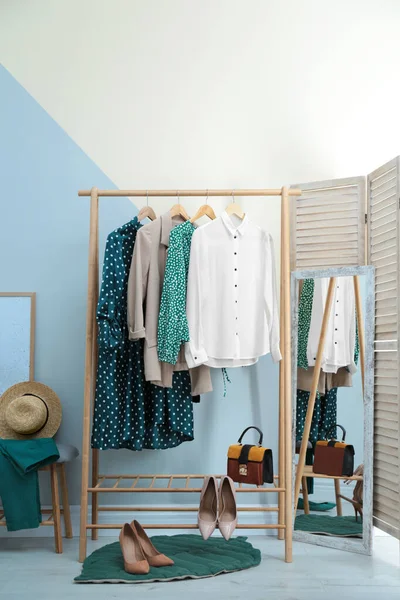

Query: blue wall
[[0, 66, 280, 505]]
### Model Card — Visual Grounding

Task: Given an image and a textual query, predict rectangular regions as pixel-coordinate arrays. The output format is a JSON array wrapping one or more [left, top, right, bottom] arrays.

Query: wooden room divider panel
[[368, 157, 400, 539], [290, 177, 366, 270]]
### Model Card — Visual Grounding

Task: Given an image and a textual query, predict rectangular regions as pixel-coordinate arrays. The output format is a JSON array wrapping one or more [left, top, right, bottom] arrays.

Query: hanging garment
[[158, 220, 196, 365], [185, 212, 281, 369], [0, 438, 59, 531], [297, 366, 353, 395], [297, 278, 359, 372], [92, 217, 194, 451], [296, 388, 338, 445], [127, 213, 212, 395], [307, 277, 357, 373]]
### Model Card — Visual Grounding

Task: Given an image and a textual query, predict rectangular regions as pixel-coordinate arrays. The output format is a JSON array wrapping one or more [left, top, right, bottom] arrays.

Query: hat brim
[[0, 382, 62, 439]]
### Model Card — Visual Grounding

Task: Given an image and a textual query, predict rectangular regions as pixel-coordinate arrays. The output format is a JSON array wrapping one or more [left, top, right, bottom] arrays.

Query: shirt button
[[194, 356, 198, 360], [236, 332, 238, 335], [235, 300, 238, 303], [335, 342, 337, 345], [234, 252, 237, 255], [335, 328, 338, 331], [235, 284, 237, 287], [234, 236, 237, 239], [234, 268, 237, 271]]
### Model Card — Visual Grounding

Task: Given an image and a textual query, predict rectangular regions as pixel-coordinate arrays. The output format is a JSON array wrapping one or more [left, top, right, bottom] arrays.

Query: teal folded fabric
[[0, 438, 59, 531]]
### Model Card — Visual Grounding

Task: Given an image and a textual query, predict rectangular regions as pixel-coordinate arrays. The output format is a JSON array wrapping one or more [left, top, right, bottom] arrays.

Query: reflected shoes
[[119, 520, 174, 574], [198, 475, 238, 541]]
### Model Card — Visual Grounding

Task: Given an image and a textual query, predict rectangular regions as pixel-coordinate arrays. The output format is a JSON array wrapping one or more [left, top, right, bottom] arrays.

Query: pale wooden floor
[[0, 531, 398, 600]]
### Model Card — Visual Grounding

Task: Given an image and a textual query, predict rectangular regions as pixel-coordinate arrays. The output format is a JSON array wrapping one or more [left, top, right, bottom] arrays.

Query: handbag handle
[[327, 423, 346, 442], [237, 426, 263, 446]]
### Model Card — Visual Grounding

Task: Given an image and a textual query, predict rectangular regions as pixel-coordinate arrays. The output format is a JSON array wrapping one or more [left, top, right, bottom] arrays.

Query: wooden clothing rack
[[77, 186, 302, 564]]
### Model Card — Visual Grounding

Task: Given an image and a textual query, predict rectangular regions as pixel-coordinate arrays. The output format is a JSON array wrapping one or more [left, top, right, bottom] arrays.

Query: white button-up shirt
[[185, 212, 282, 369], [307, 276, 357, 374]]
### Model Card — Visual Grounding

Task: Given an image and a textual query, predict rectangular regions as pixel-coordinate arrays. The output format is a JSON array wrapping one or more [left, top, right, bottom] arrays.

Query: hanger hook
[[177, 190, 180, 205], [206, 188, 209, 205], [146, 190, 149, 207], [232, 189, 235, 202]]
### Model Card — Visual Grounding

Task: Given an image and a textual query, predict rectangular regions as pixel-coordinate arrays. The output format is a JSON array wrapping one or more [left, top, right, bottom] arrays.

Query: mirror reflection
[[293, 272, 370, 548]]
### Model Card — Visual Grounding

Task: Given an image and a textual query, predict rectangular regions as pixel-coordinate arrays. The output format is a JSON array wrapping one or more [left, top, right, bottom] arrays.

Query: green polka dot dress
[[158, 220, 195, 365], [91, 217, 194, 451]]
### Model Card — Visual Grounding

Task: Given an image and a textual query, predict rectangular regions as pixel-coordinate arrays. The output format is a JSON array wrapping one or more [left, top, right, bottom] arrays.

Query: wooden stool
[[40, 463, 72, 553], [0, 443, 78, 554]]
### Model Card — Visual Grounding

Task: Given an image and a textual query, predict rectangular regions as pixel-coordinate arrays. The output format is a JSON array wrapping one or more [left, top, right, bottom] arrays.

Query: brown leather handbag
[[313, 424, 355, 477], [227, 426, 274, 485]]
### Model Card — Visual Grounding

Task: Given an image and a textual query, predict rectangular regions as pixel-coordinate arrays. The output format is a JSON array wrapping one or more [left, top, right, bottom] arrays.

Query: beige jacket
[[127, 212, 212, 395]]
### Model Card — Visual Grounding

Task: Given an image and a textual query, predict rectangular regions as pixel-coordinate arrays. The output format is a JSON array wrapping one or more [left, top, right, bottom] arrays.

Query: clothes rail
[[78, 188, 302, 197], [78, 186, 301, 564]]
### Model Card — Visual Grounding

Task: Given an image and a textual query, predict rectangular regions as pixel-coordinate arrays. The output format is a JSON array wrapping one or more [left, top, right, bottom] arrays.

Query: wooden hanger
[[225, 190, 245, 220], [137, 191, 157, 222], [170, 191, 190, 221], [190, 190, 216, 224]]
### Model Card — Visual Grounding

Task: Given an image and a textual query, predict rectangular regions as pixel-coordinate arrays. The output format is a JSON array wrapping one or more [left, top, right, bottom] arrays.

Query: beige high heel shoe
[[119, 523, 150, 574], [218, 476, 237, 541], [198, 476, 218, 540], [131, 520, 174, 567]]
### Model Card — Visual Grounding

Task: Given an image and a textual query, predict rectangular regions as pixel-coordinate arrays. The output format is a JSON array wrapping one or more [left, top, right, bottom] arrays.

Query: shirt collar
[[221, 211, 248, 237]]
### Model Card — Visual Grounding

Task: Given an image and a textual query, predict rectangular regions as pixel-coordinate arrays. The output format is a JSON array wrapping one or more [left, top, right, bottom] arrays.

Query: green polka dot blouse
[[91, 217, 194, 451], [158, 220, 196, 365]]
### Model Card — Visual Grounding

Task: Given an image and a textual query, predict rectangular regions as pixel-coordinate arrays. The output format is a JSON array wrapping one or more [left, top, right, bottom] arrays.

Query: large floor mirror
[[291, 266, 374, 554]]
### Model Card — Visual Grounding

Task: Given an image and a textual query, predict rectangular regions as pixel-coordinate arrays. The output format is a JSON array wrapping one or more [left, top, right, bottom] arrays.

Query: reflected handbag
[[227, 426, 274, 485], [313, 424, 354, 477]]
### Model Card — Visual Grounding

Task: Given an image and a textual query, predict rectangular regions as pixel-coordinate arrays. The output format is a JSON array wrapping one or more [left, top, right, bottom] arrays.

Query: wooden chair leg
[[302, 476, 310, 514], [58, 464, 73, 539], [50, 463, 63, 553], [334, 479, 343, 516]]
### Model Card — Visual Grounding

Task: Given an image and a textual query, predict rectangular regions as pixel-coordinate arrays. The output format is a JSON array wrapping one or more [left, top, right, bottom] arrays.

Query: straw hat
[[0, 381, 62, 439]]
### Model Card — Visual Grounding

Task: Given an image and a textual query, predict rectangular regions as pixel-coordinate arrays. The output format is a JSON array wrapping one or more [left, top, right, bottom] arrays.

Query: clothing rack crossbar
[[78, 186, 301, 563]]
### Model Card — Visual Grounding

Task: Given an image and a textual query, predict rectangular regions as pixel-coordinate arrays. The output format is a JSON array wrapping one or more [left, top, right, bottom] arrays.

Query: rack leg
[[281, 186, 292, 562], [334, 479, 343, 516], [91, 449, 99, 540], [301, 477, 310, 514], [353, 276, 365, 394], [278, 198, 285, 540], [294, 277, 336, 510], [79, 187, 99, 563]]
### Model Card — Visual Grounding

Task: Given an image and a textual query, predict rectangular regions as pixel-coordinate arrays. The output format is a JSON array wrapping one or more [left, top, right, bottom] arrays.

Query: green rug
[[75, 534, 261, 584], [297, 499, 336, 512], [295, 514, 362, 537]]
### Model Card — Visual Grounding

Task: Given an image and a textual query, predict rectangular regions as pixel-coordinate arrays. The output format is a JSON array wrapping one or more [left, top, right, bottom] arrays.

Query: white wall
[[2, 0, 400, 239]]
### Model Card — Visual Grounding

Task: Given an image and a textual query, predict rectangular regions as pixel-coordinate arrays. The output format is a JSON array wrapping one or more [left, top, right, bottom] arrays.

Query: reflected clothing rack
[[77, 186, 302, 563]]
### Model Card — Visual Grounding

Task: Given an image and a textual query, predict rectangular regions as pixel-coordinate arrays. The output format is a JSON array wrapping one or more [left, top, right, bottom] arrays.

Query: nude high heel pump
[[131, 520, 174, 567], [119, 523, 150, 574], [198, 476, 218, 540], [218, 476, 237, 541]]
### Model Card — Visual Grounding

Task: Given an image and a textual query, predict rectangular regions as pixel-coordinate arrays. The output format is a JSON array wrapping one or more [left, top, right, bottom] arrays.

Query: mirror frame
[[291, 266, 375, 555], [0, 292, 36, 382]]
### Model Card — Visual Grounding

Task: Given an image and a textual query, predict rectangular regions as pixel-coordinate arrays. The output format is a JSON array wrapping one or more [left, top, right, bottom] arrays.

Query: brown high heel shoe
[[119, 523, 150, 574], [131, 520, 174, 567]]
